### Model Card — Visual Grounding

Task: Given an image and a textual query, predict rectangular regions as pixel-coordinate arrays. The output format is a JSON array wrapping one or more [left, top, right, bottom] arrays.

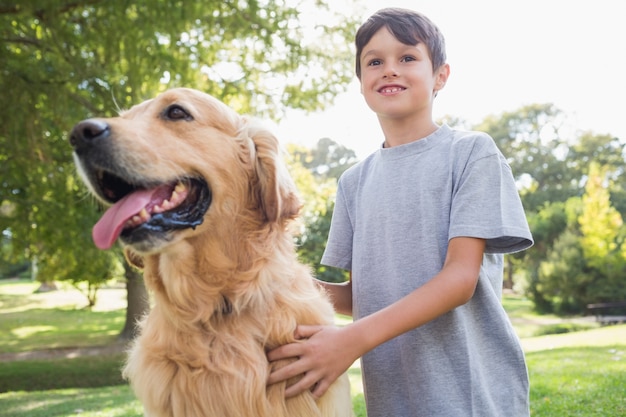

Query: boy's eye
[[367, 59, 382, 66], [401, 55, 416, 63]]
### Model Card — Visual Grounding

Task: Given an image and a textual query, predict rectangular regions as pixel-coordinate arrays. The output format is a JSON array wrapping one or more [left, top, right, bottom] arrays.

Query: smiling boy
[[268, 8, 533, 416]]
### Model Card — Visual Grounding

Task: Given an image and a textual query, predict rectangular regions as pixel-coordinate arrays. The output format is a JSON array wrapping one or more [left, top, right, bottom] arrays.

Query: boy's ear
[[434, 63, 450, 92]]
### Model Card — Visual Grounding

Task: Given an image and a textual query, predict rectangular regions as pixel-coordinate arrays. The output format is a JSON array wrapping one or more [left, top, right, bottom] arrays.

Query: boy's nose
[[382, 64, 398, 78]]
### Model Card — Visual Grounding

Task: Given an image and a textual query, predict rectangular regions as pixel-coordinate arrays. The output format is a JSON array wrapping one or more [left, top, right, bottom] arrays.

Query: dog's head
[[70, 88, 301, 255]]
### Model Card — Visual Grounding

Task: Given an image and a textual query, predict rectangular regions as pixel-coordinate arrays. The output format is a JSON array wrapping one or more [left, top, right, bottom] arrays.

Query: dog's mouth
[[90, 171, 211, 250]]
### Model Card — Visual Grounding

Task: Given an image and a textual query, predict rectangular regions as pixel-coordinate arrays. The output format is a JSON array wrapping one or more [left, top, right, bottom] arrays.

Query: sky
[[276, 0, 626, 159]]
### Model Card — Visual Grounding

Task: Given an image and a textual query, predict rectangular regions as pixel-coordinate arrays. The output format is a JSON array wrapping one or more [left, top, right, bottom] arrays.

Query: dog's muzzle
[[70, 119, 212, 250]]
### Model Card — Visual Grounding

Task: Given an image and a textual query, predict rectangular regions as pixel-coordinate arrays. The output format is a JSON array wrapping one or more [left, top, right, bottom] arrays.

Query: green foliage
[[1, 1, 359, 115], [579, 163, 623, 267], [477, 104, 626, 314], [287, 141, 353, 282], [477, 104, 578, 212], [297, 199, 348, 283], [523, 201, 569, 311], [537, 228, 593, 313], [291, 137, 358, 179], [532, 322, 596, 336], [531, 163, 626, 314]]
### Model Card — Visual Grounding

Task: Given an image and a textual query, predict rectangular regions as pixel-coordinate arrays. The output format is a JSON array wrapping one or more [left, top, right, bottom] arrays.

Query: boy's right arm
[[315, 273, 352, 316]]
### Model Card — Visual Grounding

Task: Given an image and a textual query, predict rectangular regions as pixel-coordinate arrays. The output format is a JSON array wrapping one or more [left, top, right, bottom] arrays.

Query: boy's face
[[358, 27, 449, 121]]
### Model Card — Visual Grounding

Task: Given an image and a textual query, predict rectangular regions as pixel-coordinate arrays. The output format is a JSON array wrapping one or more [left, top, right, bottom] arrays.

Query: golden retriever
[[69, 88, 352, 417]]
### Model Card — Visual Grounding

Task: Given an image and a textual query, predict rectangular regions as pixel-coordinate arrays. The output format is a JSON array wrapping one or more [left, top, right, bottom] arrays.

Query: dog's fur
[[70, 88, 352, 417]]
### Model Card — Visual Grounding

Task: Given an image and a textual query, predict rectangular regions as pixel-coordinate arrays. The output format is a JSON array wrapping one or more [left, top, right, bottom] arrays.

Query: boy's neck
[[380, 118, 439, 148]]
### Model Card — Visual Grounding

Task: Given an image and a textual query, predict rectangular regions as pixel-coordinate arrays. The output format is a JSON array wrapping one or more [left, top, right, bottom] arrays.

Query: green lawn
[[0, 280, 126, 352], [527, 346, 626, 416], [1, 279, 624, 416], [1, 386, 142, 417]]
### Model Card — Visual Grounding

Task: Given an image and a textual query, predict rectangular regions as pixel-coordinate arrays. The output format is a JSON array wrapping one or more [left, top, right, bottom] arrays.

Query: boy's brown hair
[[354, 8, 447, 79]]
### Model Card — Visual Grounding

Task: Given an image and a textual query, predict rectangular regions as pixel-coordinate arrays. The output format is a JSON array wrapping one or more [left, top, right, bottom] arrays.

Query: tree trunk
[[503, 257, 514, 290], [118, 262, 150, 341]]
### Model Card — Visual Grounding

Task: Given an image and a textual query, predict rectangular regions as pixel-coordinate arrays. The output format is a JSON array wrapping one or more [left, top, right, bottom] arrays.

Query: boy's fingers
[[284, 372, 320, 398], [267, 325, 324, 361], [267, 355, 309, 384], [311, 378, 331, 399], [267, 364, 291, 385], [293, 324, 323, 339], [267, 342, 300, 362]]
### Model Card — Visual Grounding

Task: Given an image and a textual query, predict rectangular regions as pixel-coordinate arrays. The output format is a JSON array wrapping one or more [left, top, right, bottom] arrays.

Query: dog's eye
[[163, 105, 192, 121]]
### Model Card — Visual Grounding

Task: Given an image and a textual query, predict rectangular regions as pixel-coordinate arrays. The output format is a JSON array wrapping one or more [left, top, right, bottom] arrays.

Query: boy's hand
[[266, 324, 357, 399]]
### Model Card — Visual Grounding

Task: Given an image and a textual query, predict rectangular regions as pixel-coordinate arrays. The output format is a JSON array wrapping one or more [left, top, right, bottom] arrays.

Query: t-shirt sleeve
[[321, 178, 354, 270], [448, 140, 533, 254]]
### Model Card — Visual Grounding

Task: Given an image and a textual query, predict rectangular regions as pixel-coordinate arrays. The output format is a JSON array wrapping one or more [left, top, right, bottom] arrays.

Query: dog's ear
[[124, 247, 145, 270], [244, 119, 302, 223]]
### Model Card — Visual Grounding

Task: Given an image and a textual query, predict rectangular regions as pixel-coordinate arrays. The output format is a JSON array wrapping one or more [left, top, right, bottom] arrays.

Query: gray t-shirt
[[322, 125, 533, 417]]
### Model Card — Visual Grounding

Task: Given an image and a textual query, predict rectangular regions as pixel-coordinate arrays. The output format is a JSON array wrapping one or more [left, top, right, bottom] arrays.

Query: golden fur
[[71, 88, 352, 417]]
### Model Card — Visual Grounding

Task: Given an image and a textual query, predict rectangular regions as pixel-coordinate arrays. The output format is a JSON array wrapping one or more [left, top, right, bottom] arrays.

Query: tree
[[475, 104, 626, 306], [579, 163, 623, 269], [578, 163, 626, 302], [476, 104, 579, 212], [532, 164, 626, 314], [287, 139, 356, 282], [569, 132, 626, 217], [1, 0, 359, 336], [475, 104, 571, 293], [291, 137, 358, 179], [286, 143, 344, 282], [523, 201, 569, 311], [119, 262, 149, 340], [537, 226, 591, 314]]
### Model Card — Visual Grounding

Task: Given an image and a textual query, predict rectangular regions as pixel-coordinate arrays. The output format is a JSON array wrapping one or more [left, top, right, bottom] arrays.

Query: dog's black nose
[[69, 119, 110, 149]]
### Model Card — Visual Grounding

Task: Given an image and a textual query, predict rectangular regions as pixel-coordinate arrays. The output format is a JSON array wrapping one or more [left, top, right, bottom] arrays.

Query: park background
[[1, 0, 625, 415]]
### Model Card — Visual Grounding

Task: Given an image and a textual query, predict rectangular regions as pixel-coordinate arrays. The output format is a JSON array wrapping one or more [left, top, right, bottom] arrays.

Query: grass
[[0, 354, 127, 393], [0, 307, 124, 354], [501, 292, 599, 338], [1, 280, 625, 416], [528, 346, 626, 416], [0, 280, 126, 353], [1, 386, 142, 417]]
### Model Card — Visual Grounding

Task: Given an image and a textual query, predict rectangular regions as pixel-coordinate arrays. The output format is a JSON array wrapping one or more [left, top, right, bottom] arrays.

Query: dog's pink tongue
[[92, 189, 155, 250]]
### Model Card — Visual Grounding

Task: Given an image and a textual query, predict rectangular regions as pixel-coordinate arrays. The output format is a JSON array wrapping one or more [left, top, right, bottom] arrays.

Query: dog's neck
[[140, 244, 270, 328], [138, 225, 297, 328]]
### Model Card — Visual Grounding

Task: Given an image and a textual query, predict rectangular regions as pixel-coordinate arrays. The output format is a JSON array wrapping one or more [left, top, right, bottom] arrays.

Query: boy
[[268, 7, 533, 417]]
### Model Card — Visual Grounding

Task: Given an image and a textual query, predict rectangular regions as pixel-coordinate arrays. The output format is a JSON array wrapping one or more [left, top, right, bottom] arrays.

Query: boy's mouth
[[379, 85, 406, 94]]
